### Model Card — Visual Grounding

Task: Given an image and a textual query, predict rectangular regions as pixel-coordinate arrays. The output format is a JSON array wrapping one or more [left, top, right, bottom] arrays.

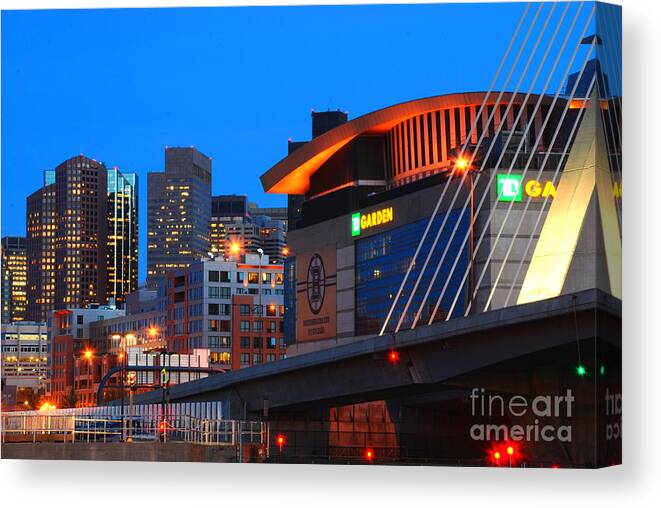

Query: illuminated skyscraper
[[147, 147, 212, 287], [54, 155, 109, 309], [26, 183, 56, 322], [1, 236, 27, 323], [107, 168, 138, 304], [26, 156, 139, 319]]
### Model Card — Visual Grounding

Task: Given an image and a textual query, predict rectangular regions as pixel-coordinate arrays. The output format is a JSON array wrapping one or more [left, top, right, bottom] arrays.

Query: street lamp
[[453, 154, 479, 299], [83, 349, 94, 407], [112, 333, 128, 441], [230, 241, 241, 258], [257, 248, 264, 313]]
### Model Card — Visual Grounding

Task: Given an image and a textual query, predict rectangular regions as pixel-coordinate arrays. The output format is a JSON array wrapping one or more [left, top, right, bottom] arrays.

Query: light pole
[[113, 333, 126, 440], [83, 349, 93, 407], [454, 156, 480, 301], [257, 248, 264, 312]]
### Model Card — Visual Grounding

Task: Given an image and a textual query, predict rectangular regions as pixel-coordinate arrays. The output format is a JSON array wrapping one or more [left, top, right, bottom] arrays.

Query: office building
[[1, 236, 27, 323], [49, 306, 125, 408], [147, 147, 212, 287], [107, 167, 139, 304], [26, 156, 139, 320], [26, 182, 56, 322], [1, 321, 49, 409], [251, 214, 287, 264], [53, 155, 109, 309], [164, 253, 285, 369], [210, 194, 248, 255], [248, 203, 288, 228]]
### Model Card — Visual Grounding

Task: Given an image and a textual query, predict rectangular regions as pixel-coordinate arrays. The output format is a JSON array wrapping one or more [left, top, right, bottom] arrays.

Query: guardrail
[[1, 412, 267, 451]]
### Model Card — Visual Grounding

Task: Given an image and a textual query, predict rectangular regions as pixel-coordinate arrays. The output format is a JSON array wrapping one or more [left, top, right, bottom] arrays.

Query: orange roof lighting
[[260, 92, 556, 195]]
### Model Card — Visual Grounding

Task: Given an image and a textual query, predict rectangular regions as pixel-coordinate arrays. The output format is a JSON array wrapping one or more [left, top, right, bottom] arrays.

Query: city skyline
[[1, 2, 559, 282]]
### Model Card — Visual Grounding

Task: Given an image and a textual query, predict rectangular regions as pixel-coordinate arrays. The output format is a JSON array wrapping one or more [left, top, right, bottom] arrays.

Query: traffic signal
[[576, 364, 587, 377], [388, 350, 399, 364], [276, 434, 286, 452], [364, 448, 375, 462]]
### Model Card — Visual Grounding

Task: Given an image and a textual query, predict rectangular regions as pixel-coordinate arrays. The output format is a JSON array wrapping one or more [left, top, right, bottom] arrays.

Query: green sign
[[497, 174, 523, 202], [351, 212, 361, 237]]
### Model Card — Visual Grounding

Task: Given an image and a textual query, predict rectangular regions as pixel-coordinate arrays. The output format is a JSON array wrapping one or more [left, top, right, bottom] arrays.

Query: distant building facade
[[147, 147, 212, 287], [1, 236, 27, 323], [107, 167, 139, 304], [49, 306, 125, 408], [26, 183, 56, 322], [210, 194, 248, 255], [26, 157, 138, 320], [1, 321, 49, 395], [164, 253, 285, 369]]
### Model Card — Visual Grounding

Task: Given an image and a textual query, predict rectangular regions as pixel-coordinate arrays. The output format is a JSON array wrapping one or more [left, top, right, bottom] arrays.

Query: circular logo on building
[[306, 253, 326, 315]]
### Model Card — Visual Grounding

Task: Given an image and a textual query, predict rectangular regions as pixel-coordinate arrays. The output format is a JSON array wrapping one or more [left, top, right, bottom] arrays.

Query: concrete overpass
[[127, 289, 620, 420]]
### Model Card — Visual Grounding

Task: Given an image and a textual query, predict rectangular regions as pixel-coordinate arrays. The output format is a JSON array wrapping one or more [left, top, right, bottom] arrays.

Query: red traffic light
[[388, 350, 399, 363], [493, 451, 501, 460], [364, 448, 375, 462], [276, 434, 286, 447], [506, 445, 515, 456]]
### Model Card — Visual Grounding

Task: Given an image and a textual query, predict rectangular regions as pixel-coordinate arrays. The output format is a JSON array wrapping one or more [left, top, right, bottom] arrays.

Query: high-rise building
[[54, 155, 109, 309], [252, 215, 287, 264], [26, 183, 56, 323], [1, 236, 27, 323], [147, 147, 212, 287], [26, 156, 138, 320], [210, 194, 248, 255], [248, 203, 288, 229], [107, 167, 139, 304], [224, 220, 263, 258]]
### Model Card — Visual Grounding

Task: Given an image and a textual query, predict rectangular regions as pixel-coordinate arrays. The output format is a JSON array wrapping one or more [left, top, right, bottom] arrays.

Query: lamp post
[[113, 333, 125, 440], [83, 349, 93, 407], [257, 248, 265, 369], [454, 156, 480, 300], [257, 248, 264, 312]]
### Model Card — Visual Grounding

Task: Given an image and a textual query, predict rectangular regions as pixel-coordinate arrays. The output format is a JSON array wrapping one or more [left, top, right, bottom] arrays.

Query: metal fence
[[1, 412, 267, 450]]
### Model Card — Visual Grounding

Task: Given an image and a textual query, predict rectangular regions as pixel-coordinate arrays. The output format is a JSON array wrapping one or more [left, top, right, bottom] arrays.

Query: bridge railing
[[1, 412, 267, 449]]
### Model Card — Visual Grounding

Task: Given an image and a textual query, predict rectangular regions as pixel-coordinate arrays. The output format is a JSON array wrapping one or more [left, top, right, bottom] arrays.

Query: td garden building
[[261, 89, 622, 346]]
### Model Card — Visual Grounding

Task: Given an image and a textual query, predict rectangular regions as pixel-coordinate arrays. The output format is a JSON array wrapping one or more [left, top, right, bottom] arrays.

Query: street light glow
[[83, 350, 93, 360], [454, 157, 470, 172]]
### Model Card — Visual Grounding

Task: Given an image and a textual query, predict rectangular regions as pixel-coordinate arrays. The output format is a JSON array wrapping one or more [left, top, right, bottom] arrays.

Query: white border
[[2, 1, 660, 507]]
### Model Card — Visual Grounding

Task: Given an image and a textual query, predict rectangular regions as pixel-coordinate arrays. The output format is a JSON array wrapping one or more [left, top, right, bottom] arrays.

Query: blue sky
[[2, 2, 598, 282]]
